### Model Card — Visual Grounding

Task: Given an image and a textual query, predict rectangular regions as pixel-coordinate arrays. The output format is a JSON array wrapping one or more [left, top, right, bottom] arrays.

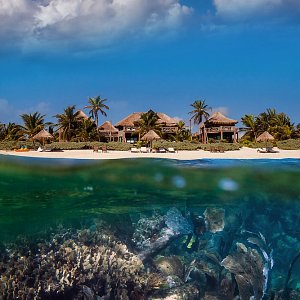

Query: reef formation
[[0, 206, 299, 300]]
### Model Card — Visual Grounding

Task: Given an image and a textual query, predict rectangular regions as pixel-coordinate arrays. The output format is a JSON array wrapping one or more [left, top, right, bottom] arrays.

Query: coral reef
[[0, 204, 299, 300], [221, 242, 265, 300], [0, 225, 146, 299]]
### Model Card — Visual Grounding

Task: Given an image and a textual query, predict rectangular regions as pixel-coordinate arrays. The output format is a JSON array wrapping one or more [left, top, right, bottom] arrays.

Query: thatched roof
[[156, 113, 178, 126], [115, 112, 178, 127], [257, 131, 275, 142], [98, 121, 118, 133], [205, 112, 238, 125], [76, 110, 90, 120], [141, 130, 161, 141], [115, 112, 142, 127], [32, 129, 54, 140]]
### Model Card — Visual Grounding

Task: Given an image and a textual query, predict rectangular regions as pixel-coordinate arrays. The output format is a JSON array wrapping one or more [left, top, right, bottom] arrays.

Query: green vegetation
[[241, 108, 297, 141], [189, 100, 211, 126], [276, 139, 300, 150], [152, 141, 241, 151], [0, 100, 299, 152], [20, 112, 47, 140], [84, 96, 109, 127], [134, 110, 162, 137], [43, 142, 132, 151]]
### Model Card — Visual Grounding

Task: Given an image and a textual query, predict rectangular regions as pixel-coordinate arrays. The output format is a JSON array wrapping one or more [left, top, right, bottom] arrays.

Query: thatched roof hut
[[115, 112, 178, 128], [156, 113, 178, 126], [76, 110, 90, 120], [32, 129, 54, 140], [257, 131, 275, 142], [98, 121, 118, 133], [32, 129, 54, 145], [141, 130, 161, 141], [205, 112, 238, 126]]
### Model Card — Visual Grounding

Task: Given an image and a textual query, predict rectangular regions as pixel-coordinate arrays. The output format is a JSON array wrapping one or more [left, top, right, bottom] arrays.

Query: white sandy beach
[[1, 147, 300, 160]]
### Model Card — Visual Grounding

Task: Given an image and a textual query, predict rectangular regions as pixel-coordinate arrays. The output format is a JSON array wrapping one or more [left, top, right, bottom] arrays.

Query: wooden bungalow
[[200, 112, 238, 143], [98, 121, 119, 142], [115, 112, 179, 143]]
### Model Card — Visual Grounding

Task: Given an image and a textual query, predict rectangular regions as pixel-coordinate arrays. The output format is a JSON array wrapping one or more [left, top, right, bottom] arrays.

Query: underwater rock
[[135, 208, 193, 261], [165, 207, 193, 235], [154, 256, 185, 279], [132, 211, 165, 251], [221, 242, 264, 300], [204, 207, 225, 233]]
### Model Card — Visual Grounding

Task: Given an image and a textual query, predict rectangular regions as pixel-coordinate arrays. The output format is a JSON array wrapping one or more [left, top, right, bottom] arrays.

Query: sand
[[1, 147, 300, 160]]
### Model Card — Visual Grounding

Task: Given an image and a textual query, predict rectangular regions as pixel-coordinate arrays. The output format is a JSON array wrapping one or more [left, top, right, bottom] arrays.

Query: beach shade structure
[[257, 131, 275, 149], [32, 129, 54, 146], [257, 131, 275, 142], [141, 130, 161, 148]]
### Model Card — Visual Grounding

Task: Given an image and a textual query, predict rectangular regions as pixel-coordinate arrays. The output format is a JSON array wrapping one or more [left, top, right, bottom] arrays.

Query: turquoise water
[[0, 156, 299, 299]]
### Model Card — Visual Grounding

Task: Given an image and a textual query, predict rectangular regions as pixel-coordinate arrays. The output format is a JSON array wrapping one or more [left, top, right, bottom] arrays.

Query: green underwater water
[[0, 156, 299, 298]]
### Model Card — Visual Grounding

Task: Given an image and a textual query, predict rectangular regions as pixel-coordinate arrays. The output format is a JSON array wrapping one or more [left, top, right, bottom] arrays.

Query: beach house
[[115, 112, 179, 143], [200, 112, 238, 143]]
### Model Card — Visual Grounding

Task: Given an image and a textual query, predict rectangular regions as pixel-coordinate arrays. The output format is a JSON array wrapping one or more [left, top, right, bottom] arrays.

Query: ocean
[[0, 156, 299, 299]]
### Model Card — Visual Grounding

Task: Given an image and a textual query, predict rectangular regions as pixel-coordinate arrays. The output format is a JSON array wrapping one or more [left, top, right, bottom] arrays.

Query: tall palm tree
[[241, 114, 257, 141], [84, 96, 109, 127], [20, 112, 46, 139], [55, 105, 81, 141], [134, 109, 162, 137], [189, 100, 211, 130]]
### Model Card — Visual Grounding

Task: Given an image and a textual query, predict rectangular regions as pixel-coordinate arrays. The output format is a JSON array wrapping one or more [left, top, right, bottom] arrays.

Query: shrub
[[199, 143, 241, 151], [0, 141, 41, 150], [152, 141, 200, 151], [277, 139, 300, 150], [239, 140, 276, 149], [152, 141, 241, 151], [45, 142, 132, 151]]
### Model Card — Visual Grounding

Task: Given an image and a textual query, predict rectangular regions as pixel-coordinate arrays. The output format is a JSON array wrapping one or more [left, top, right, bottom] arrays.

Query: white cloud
[[0, 0, 192, 51], [213, 0, 300, 21]]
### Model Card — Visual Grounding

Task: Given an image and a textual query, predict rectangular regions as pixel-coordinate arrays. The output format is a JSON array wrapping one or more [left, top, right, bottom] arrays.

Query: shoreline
[[1, 147, 300, 160]]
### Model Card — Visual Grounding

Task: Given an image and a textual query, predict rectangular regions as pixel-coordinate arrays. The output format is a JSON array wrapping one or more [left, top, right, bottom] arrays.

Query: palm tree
[[84, 96, 109, 127], [241, 114, 257, 141], [77, 118, 98, 142], [189, 100, 211, 131], [20, 112, 46, 139], [172, 121, 191, 141], [134, 109, 162, 137], [55, 105, 81, 141], [1, 123, 22, 141], [256, 108, 277, 134]]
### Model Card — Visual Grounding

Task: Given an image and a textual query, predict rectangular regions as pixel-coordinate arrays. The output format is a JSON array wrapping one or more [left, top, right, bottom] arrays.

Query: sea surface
[[0, 155, 299, 299]]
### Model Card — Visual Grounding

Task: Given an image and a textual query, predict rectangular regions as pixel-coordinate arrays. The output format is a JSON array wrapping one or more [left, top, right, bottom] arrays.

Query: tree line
[[0, 97, 299, 143]]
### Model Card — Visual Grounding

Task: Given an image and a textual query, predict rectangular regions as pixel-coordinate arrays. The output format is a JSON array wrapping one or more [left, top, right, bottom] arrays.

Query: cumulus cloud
[[0, 0, 192, 51], [213, 0, 300, 21]]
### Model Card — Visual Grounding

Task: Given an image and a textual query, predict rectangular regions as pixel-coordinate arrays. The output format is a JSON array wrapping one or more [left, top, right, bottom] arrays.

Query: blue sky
[[0, 0, 299, 129]]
